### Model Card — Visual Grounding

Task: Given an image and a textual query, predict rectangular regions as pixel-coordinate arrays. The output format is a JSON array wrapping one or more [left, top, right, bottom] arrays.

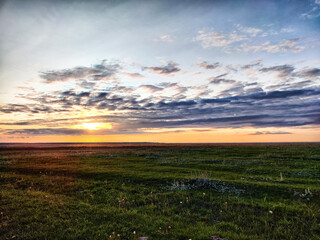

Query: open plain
[[0, 143, 319, 240]]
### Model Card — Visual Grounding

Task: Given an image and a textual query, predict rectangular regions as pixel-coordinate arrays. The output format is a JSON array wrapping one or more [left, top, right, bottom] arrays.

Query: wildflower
[[269, 210, 273, 214], [133, 231, 136, 234], [203, 192, 205, 196], [118, 199, 125, 207], [168, 226, 171, 229], [159, 227, 161, 230], [180, 201, 183, 204]]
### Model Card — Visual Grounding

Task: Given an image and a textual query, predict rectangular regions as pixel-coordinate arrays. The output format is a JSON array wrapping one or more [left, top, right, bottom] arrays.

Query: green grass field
[[1, 143, 319, 240]]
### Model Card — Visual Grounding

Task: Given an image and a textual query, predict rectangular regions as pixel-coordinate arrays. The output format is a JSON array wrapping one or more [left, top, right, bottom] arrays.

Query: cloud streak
[[260, 64, 295, 78], [194, 30, 246, 48], [142, 62, 180, 75], [40, 60, 121, 83], [240, 39, 307, 53], [197, 61, 221, 70], [250, 131, 292, 135]]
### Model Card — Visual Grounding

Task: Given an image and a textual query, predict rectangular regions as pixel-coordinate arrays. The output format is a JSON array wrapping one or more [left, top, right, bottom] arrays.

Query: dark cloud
[[201, 98, 231, 104], [241, 60, 262, 69], [260, 64, 295, 77], [5, 128, 89, 136], [208, 73, 236, 84], [136, 114, 316, 129], [0, 104, 28, 113], [209, 78, 236, 84], [141, 114, 267, 128], [0, 104, 67, 114], [143, 62, 180, 75], [192, 129, 213, 132], [296, 68, 320, 78], [245, 82, 259, 86], [248, 89, 317, 100], [250, 131, 292, 135], [0, 121, 32, 126], [197, 61, 220, 70], [40, 60, 121, 83], [7, 136, 29, 139], [156, 100, 197, 108], [266, 80, 314, 91], [218, 85, 246, 96]]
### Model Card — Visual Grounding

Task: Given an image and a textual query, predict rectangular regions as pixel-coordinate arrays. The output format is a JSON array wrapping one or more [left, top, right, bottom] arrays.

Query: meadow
[[0, 143, 319, 240]]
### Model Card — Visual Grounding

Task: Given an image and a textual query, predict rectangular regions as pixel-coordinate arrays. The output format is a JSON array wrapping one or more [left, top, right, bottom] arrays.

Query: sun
[[74, 122, 112, 131]]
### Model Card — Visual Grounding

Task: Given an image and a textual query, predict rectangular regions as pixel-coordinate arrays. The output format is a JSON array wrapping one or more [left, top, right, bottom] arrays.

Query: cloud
[[155, 34, 174, 42], [0, 104, 66, 114], [156, 100, 197, 108], [236, 24, 262, 37], [138, 85, 163, 93], [260, 64, 295, 78], [40, 60, 121, 83], [142, 61, 180, 75], [194, 30, 247, 48], [250, 131, 292, 135], [209, 75, 236, 84], [197, 61, 221, 70], [77, 80, 97, 89], [241, 60, 262, 69], [5, 128, 89, 136], [248, 89, 317, 100], [0, 121, 32, 126], [280, 28, 295, 33], [7, 136, 29, 139], [122, 72, 145, 78], [296, 68, 320, 78], [266, 80, 315, 91], [240, 39, 307, 53], [301, 4, 320, 19], [158, 82, 187, 96], [0, 104, 28, 113]]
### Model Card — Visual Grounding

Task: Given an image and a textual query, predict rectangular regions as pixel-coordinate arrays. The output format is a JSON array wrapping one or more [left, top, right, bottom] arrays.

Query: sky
[[0, 0, 319, 143]]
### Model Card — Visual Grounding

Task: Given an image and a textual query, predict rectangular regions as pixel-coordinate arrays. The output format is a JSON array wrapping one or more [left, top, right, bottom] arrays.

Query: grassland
[[0, 143, 319, 240]]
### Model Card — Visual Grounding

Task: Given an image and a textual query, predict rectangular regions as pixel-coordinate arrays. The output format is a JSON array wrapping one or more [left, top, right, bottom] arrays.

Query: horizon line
[[1, 141, 319, 144]]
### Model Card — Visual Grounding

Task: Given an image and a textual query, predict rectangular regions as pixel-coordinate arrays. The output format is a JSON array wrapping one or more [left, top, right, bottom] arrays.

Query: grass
[[0, 143, 319, 240]]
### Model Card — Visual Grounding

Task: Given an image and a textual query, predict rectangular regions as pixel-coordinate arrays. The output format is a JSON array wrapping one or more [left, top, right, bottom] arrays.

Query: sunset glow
[[74, 123, 112, 131]]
